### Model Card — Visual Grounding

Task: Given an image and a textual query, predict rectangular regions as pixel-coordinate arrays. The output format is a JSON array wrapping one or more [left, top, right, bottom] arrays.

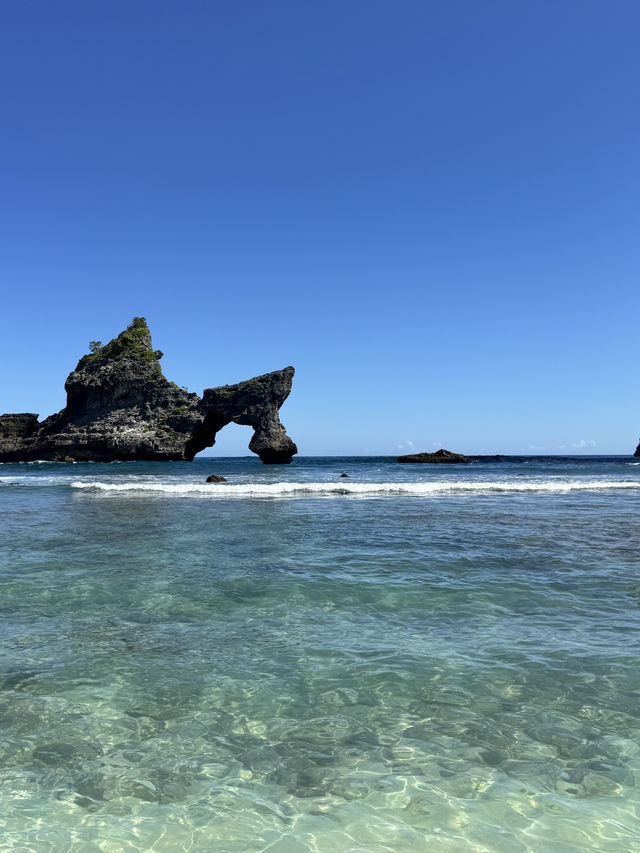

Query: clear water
[[1, 455, 639, 852]]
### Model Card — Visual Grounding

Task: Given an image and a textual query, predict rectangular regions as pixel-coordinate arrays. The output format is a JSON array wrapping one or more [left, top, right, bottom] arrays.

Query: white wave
[[28, 459, 79, 464], [69, 479, 640, 498]]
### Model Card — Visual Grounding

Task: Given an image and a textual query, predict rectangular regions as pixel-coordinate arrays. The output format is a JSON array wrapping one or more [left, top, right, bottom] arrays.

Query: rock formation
[[634, 440, 640, 457], [0, 318, 298, 463], [397, 448, 469, 464]]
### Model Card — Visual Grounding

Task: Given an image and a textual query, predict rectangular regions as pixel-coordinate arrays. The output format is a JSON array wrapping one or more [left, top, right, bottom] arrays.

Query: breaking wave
[[70, 479, 640, 498]]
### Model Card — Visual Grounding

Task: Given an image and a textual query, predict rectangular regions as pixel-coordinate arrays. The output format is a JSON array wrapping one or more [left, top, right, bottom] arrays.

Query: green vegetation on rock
[[77, 317, 162, 375]]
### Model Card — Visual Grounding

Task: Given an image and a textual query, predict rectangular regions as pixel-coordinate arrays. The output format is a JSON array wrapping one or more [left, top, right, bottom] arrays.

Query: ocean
[[1, 455, 639, 852]]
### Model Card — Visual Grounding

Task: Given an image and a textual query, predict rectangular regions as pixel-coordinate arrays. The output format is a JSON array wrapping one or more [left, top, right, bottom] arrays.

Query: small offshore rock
[[206, 474, 227, 483], [340, 473, 349, 478], [397, 448, 470, 464]]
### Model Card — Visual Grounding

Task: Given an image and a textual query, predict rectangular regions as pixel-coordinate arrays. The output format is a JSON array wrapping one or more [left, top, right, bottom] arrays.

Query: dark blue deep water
[[0, 456, 639, 851]]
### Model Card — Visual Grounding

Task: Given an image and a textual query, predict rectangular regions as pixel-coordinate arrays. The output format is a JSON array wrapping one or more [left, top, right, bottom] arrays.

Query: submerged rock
[[0, 317, 298, 464], [340, 473, 349, 478], [397, 448, 469, 464], [205, 474, 227, 483]]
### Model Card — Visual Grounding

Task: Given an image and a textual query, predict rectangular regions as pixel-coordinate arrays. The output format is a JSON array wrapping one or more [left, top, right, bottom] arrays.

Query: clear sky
[[1, 1, 638, 455]]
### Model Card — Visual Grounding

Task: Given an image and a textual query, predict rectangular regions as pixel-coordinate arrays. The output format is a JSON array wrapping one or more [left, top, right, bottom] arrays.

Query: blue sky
[[1, 1, 638, 455]]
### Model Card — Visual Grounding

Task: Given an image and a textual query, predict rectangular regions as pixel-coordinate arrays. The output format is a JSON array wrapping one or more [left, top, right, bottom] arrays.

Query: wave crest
[[69, 479, 639, 497]]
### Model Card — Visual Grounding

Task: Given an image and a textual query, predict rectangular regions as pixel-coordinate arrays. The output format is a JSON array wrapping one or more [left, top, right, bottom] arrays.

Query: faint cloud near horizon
[[573, 439, 597, 449], [397, 440, 415, 452], [555, 439, 598, 451]]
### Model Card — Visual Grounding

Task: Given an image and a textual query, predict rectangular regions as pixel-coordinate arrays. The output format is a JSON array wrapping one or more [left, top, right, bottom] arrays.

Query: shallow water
[[1, 456, 639, 851]]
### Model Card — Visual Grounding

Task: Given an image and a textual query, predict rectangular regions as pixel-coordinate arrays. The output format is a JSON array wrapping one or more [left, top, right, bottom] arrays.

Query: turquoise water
[[1, 456, 639, 851]]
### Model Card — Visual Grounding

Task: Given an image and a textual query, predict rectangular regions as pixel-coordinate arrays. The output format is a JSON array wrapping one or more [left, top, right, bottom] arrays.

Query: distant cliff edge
[[0, 318, 298, 463]]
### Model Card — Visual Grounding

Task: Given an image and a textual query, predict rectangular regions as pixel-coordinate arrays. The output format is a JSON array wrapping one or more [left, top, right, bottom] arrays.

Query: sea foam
[[70, 479, 639, 497]]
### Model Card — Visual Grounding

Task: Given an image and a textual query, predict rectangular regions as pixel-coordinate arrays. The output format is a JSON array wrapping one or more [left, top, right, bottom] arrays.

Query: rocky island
[[0, 318, 298, 463], [397, 449, 469, 464]]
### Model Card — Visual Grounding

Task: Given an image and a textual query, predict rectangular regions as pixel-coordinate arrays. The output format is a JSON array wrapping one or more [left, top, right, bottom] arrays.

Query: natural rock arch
[[184, 367, 297, 463], [0, 318, 298, 464]]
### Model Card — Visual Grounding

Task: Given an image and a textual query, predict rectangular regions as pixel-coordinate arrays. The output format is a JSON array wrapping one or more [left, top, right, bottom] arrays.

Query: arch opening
[[193, 421, 256, 458]]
